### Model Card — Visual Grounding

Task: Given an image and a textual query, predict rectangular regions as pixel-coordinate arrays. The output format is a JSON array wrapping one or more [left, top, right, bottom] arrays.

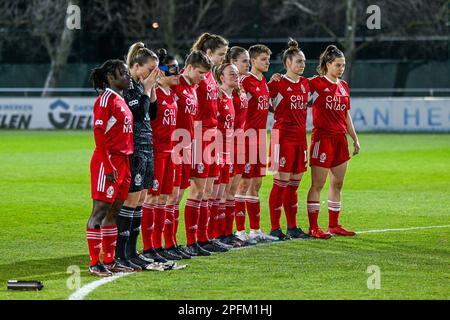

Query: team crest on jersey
[[320, 153, 327, 163], [106, 186, 115, 199], [135, 174, 143, 186], [280, 157, 286, 167], [197, 163, 205, 174], [244, 163, 251, 174], [152, 179, 160, 191], [301, 84, 306, 93]]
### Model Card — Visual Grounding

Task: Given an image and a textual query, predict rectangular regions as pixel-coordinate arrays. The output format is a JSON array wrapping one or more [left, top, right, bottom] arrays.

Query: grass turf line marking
[[68, 272, 133, 300], [356, 225, 450, 234], [67, 224, 450, 300]]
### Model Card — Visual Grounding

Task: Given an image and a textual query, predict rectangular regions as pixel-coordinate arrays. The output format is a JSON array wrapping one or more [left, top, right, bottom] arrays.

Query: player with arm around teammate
[[267, 39, 312, 241]]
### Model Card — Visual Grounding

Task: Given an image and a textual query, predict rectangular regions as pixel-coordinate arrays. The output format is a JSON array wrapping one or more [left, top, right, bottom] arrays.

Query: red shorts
[[191, 138, 220, 179], [90, 152, 131, 203], [269, 137, 308, 174], [150, 153, 175, 196], [173, 163, 191, 190], [218, 164, 231, 185], [233, 141, 246, 175], [242, 136, 267, 178], [309, 133, 350, 168]]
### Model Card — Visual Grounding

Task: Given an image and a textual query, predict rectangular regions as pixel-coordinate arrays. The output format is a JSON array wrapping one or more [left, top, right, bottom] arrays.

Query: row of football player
[[85, 33, 360, 276]]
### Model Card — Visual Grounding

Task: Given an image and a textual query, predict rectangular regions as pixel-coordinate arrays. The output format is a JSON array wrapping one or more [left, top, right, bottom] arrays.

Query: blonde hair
[[126, 42, 158, 69]]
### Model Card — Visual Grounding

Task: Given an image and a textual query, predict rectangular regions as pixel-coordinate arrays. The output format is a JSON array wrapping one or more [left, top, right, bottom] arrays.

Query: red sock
[[184, 199, 201, 246], [235, 195, 246, 232], [174, 204, 180, 245], [307, 201, 320, 230], [207, 199, 218, 240], [152, 204, 166, 249], [164, 205, 175, 249], [101, 225, 117, 264], [269, 179, 288, 231], [246, 196, 260, 230], [216, 202, 226, 238], [142, 203, 154, 251], [197, 200, 210, 243], [328, 200, 341, 228], [225, 200, 235, 236], [285, 179, 301, 229], [86, 228, 102, 266]]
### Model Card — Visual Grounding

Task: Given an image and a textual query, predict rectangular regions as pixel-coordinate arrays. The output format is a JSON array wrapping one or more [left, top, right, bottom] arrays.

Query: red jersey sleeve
[[93, 94, 114, 174], [267, 78, 279, 99]]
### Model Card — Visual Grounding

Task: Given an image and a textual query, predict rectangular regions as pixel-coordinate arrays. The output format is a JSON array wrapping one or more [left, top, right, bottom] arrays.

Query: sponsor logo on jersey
[[106, 186, 115, 199], [134, 174, 142, 186], [287, 87, 293, 92], [162, 100, 167, 106], [256, 86, 261, 92], [324, 88, 330, 92], [123, 116, 133, 133], [129, 99, 139, 107], [320, 152, 327, 163]]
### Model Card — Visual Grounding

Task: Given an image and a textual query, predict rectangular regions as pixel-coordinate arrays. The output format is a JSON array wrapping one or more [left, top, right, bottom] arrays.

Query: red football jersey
[[241, 73, 270, 130], [233, 86, 248, 131], [93, 88, 134, 173], [308, 76, 350, 136], [195, 70, 219, 129], [217, 90, 235, 144], [173, 75, 198, 139], [153, 86, 177, 153], [268, 75, 309, 141]]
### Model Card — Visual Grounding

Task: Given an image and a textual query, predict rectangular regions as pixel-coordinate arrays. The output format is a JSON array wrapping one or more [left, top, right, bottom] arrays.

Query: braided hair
[[89, 59, 125, 94]]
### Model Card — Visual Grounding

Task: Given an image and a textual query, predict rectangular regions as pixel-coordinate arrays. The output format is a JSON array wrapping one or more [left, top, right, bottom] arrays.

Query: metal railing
[[0, 87, 449, 97]]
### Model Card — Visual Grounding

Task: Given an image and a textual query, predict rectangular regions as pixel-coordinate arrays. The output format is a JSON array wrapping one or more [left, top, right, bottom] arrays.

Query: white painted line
[[68, 272, 133, 300], [356, 225, 450, 234], [68, 224, 450, 300]]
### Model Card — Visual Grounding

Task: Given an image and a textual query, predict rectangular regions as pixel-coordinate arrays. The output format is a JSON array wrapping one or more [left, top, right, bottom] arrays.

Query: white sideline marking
[[356, 225, 450, 234], [68, 272, 133, 300], [68, 224, 450, 300]]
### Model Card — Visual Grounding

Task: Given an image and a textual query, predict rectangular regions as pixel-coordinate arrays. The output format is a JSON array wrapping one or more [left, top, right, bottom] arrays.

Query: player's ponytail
[[192, 32, 229, 53], [225, 46, 247, 64], [282, 38, 302, 68], [89, 59, 124, 94], [317, 45, 344, 76], [126, 42, 158, 69]]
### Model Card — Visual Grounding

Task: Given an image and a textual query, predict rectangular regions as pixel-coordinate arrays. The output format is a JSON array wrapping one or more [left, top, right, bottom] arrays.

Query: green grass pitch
[[0, 131, 449, 300]]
